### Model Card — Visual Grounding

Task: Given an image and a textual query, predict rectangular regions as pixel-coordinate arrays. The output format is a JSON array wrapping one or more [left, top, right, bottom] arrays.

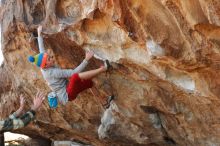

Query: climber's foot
[[104, 60, 112, 71], [102, 95, 115, 109]]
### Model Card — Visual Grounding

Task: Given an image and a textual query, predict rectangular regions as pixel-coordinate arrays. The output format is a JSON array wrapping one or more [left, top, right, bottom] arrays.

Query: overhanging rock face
[[1, 0, 220, 146]]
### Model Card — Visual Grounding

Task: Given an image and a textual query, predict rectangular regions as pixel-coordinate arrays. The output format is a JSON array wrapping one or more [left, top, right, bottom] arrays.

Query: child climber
[[28, 26, 113, 108]]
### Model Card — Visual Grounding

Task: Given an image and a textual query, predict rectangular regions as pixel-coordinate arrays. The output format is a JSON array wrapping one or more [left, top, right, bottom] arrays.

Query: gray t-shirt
[[38, 36, 88, 105]]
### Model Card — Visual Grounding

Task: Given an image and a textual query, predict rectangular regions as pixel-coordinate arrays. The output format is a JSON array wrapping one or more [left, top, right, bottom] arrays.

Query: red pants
[[66, 73, 93, 101]]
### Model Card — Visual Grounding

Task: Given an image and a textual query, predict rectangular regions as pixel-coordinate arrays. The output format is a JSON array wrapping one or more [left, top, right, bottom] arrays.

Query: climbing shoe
[[103, 95, 115, 109], [104, 60, 112, 71]]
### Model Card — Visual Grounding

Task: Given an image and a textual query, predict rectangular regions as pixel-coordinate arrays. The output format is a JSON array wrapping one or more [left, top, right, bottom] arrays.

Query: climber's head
[[28, 52, 55, 68], [45, 53, 55, 68]]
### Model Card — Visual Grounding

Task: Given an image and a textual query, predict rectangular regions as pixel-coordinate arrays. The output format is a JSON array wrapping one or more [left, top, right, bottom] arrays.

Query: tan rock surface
[[1, 0, 220, 145]]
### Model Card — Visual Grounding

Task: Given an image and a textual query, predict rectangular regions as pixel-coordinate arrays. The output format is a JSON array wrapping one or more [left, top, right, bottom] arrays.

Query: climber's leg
[[67, 60, 113, 106], [78, 67, 105, 80], [78, 60, 111, 80], [90, 87, 106, 105]]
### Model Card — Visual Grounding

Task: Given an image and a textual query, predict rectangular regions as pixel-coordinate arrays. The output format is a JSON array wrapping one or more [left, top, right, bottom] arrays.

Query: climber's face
[[45, 54, 55, 68]]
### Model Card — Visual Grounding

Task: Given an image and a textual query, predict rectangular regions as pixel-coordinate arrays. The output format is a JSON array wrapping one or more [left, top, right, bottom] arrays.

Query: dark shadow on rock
[[140, 105, 160, 114], [163, 136, 176, 145]]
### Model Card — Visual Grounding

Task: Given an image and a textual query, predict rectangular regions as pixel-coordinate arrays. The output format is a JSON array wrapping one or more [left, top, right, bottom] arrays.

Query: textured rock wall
[[1, 0, 220, 146]]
